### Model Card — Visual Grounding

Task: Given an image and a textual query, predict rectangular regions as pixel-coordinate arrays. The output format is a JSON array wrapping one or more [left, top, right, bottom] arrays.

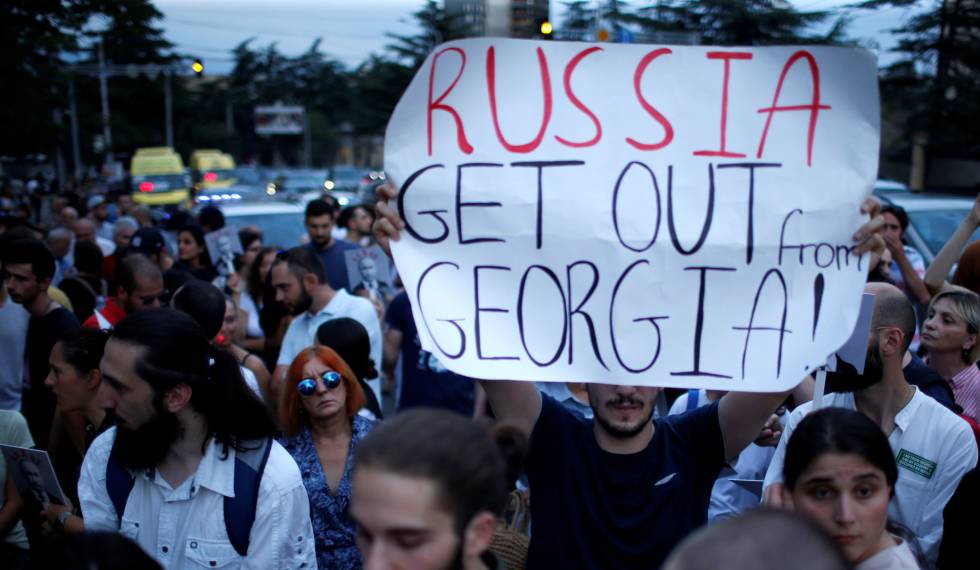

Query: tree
[[385, 0, 466, 70], [562, 1, 595, 32], [858, 0, 980, 162], [634, 0, 848, 45]]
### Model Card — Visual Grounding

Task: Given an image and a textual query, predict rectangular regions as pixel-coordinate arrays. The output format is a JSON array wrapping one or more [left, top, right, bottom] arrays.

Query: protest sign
[[384, 38, 880, 391]]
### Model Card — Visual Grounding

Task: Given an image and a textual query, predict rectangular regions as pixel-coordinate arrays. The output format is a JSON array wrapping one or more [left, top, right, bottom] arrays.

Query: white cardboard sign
[[384, 38, 880, 391]]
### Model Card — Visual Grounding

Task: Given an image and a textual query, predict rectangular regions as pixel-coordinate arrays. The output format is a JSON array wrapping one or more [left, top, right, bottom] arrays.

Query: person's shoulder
[[52, 305, 80, 327], [912, 390, 973, 436], [259, 440, 306, 493], [83, 427, 118, 475]]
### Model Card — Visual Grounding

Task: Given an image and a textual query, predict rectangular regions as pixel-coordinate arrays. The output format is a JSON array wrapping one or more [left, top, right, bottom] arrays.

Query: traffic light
[[192, 58, 204, 76], [536, 18, 553, 39]]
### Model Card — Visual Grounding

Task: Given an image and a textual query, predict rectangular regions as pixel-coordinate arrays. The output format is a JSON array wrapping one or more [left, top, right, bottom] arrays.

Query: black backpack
[[105, 436, 273, 556]]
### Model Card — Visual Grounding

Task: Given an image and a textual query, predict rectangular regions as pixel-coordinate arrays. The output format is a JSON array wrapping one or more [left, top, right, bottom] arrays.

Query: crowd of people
[[0, 174, 977, 570]]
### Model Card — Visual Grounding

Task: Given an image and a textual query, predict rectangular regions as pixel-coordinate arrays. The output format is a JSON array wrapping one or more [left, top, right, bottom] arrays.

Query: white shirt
[[763, 389, 977, 565], [669, 390, 776, 522], [79, 428, 316, 569], [238, 291, 264, 339], [277, 289, 382, 402], [858, 538, 921, 570]]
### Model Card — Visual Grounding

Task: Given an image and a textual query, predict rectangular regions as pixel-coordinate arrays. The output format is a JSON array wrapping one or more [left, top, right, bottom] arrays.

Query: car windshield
[[224, 212, 306, 250], [907, 208, 980, 256]]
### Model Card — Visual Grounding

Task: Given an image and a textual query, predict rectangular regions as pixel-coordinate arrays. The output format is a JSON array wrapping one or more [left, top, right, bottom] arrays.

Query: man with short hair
[[338, 205, 374, 247], [3, 239, 79, 446], [763, 282, 978, 565], [45, 226, 74, 286], [83, 254, 164, 330], [102, 216, 139, 288], [352, 409, 509, 570], [303, 200, 358, 292], [59, 206, 79, 232], [75, 218, 114, 257], [0, 236, 30, 410], [78, 309, 315, 568], [271, 247, 382, 403], [85, 195, 114, 242]]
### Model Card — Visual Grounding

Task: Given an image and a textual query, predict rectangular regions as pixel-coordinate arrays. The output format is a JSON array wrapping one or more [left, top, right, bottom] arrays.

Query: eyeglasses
[[297, 370, 342, 396]]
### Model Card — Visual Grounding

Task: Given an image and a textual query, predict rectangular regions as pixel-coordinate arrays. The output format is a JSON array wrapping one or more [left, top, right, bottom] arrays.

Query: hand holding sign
[[382, 39, 882, 391]]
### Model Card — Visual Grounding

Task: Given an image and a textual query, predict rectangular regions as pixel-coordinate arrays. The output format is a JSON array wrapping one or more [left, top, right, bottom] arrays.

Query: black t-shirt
[[904, 354, 961, 414], [384, 292, 475, 415], [24, 306, 79, 447], [526, 395, 726, 570]]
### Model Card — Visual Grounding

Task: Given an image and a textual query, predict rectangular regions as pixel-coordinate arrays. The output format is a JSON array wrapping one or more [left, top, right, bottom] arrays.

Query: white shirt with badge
[[79, 428, 316, 569], [763, 388, 977, 566]]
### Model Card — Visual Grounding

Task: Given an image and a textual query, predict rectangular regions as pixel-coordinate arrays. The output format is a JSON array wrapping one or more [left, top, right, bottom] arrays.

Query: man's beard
[[112, 398, 182, 471], [592, 394, 654, 439], [290, 287, 313, 316], [825, 338, 885, 394]]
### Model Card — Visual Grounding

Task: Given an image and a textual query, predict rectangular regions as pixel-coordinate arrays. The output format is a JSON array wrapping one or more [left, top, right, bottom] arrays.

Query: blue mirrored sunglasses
[[297, 370, 342, 396]]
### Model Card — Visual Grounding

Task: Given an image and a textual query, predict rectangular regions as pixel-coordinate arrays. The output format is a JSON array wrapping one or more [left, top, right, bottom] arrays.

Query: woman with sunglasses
[[279, 346, 374, 570]]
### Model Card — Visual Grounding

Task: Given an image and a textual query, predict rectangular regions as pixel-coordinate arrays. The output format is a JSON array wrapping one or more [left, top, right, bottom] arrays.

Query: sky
[[154, 0, 922, 74]]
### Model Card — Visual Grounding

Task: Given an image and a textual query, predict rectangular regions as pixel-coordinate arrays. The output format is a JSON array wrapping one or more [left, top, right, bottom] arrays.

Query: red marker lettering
[[694, 51, 753, 158], [427, 47, 473, 156], [756, 50, 831, 166], [487, 46, 553, 154], [555, 47, 603, 148], [626, 48, 674, 151]]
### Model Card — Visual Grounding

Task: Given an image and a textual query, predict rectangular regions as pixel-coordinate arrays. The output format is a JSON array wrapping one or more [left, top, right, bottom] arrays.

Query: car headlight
[[338, 196, 349, 206], [324, 180, 335, 190]]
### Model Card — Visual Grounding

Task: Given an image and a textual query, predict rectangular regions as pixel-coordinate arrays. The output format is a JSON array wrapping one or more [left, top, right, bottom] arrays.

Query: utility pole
[[97, 36, 114, 167], [164, 70, 174, 147], [68, 78, 82, 180]]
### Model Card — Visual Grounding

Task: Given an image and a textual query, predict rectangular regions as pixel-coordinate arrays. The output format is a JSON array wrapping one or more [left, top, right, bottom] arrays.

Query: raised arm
[[924, 191, 980, 295]]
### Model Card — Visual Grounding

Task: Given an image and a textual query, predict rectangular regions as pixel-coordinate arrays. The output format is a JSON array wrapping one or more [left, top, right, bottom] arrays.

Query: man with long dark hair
[[78, 308, 315, 568]]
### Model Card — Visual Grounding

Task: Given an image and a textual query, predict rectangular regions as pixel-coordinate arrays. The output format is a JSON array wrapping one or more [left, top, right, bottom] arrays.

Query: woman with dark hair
[[59, 240, 107, 322], [170, 280, 265, 400], [315, 318, 384, 420], [38, 328, 113, 534], [174, 223, 217, 282], [778, 407, 920, 569], [921, 288, 980, 423], [238, 246, 277, 356], [351, 409, 516, 570], [279, 346, 374, 570]]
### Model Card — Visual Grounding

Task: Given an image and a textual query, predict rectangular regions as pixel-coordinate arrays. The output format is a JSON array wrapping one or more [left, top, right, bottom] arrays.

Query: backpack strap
[[686, 389, 700, 412], [105, 434, 136, 523], [224, 437, 273, 557]]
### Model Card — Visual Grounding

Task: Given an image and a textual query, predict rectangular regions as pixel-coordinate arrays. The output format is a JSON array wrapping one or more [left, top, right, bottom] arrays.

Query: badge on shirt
[[896, 449, 936, 479]]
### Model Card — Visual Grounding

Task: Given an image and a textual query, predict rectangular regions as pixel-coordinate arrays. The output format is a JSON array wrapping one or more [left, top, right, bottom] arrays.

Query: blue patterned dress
[[280, 415, 375, 570]]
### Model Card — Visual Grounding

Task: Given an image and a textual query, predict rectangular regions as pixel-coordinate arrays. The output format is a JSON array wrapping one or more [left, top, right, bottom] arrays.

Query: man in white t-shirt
[[763, 283, 977, 565], [272, 247, 382, 403]]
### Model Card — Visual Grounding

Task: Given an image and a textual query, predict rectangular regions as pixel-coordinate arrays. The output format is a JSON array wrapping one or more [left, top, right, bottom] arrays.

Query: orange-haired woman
[[279, 346, 374, 569]]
